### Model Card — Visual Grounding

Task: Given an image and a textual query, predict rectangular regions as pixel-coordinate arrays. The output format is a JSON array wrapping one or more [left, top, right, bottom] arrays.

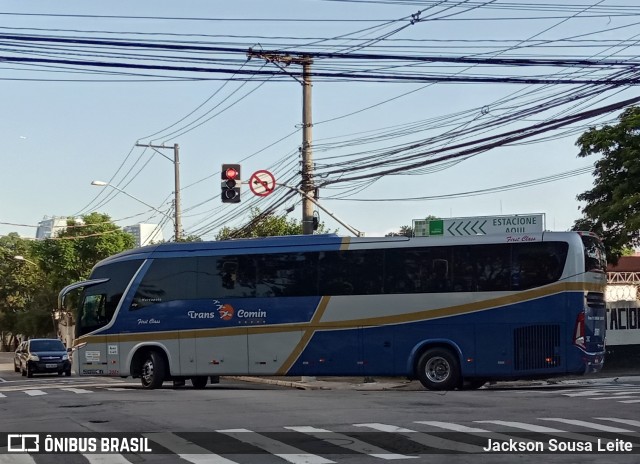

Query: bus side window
[[427, 259, 451, 292]]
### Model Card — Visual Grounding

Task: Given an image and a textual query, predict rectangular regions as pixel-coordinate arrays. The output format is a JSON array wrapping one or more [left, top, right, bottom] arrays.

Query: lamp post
[[90, 181, 175, 238], [133, 143, 181, 241]]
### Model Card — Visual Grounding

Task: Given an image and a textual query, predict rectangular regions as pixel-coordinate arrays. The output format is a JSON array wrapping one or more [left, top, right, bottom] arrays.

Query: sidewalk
[[227, 370, 640, 391]]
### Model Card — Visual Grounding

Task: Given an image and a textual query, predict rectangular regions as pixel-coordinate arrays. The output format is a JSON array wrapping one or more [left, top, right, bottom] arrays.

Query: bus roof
[[92, 231, 587, 270]]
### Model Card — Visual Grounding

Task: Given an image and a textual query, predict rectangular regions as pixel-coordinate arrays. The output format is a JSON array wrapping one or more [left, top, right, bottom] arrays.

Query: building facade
[[35, 216, 70, 239], [123, 223, 163, 247]]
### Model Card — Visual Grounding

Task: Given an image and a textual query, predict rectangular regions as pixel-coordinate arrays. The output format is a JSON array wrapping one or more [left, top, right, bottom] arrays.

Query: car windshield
[[30, 340, 65, 352]]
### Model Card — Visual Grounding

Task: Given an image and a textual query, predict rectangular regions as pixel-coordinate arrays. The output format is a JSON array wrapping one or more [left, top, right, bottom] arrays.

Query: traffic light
[[221, 164, 241, 203]]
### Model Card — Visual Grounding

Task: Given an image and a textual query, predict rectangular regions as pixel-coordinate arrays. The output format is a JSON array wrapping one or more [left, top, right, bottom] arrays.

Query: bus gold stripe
[[340, 237, 350, 251], [74, 281, 602, 349], [276, 295, 331, 374]]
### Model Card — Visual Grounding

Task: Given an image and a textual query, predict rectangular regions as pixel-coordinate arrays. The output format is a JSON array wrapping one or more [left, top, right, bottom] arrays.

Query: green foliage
[[0, 214, 136, 342], [34, 212, 135, 289], [0, 233, 53, 340], [215, 208, 333, 240], [573, 106, 640, 263], [386, 225, 414, 237]]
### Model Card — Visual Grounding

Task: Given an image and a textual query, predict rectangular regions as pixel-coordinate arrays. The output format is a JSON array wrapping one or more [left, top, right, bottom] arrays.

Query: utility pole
[[301, 58, 315, 235], [247, 50, 315, 234], [134, 143, 182, 241]]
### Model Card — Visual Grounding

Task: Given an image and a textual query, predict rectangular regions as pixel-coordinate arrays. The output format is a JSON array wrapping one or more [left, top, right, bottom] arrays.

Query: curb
[[225, 376, 329, 390]]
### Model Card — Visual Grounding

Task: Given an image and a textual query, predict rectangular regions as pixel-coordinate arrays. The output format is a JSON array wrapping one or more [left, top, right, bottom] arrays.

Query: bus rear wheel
[[191, 376, 208, 389], [416, 348, 460, 391], [141, 351, 165, 389]]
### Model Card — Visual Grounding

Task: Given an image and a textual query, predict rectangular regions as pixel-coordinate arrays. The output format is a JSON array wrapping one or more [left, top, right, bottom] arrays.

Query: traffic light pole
[[135, 143, 182, 241]]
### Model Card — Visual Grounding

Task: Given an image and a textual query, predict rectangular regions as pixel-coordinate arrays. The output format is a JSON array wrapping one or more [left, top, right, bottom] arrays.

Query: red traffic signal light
[[221, 164, 241, 203]]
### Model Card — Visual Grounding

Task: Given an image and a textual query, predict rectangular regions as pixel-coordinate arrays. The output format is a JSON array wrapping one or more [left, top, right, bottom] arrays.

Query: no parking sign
[[249, 170, 276, 197]]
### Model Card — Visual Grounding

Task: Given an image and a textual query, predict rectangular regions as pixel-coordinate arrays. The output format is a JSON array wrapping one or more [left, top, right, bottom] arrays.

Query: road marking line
[[23, 390, 46, 396], [474, 420, 606, 444], [619, 399, 640, 403], [589, 396, 639, 400], [60, 388, 92, 394], [143, 432, 238, 464], [83, 454, 132, 464], [540, 418, 633, 432], [0, 393, 5, 398], [596, 418, 640, 427], [285, 426, 418, 460], [414, 421, 487, 433], [355, 423, 482, 453], [0, 448, 37, 463], [218, 428, 334, 464]]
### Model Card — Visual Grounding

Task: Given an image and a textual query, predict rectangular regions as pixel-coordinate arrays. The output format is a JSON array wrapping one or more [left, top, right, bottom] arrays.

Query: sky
[[1, 0, 639, 240]]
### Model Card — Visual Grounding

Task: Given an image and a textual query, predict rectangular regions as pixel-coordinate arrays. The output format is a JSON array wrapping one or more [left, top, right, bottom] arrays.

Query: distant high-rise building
[[124, 223, 163, 247], [36, 216, 70, 239]]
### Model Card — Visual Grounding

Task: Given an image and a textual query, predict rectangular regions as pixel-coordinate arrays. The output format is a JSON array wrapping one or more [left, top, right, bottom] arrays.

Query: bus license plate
[[45, 363, 57, 368]]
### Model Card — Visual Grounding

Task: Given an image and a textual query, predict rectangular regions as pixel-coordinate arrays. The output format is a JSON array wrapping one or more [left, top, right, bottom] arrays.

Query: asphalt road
[[1, 351, 640, 464]]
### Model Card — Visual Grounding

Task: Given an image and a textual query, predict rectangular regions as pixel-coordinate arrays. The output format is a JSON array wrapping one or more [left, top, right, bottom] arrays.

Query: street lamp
[[90, 180, 175, 227]]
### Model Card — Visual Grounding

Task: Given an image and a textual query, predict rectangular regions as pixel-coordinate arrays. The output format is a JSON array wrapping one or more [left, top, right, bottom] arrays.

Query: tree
[[386, 225, 414, 237], [33, 212, 136, 291], [573, 106, 640, 263], [0, 234, 51, 347], [216, 208, 333, 240]]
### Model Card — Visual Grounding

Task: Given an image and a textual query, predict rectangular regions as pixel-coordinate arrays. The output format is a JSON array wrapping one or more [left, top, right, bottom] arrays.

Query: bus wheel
[[460, 378, 486, 390], [141, 351, 165, 389], [191, 376, 208, 389], [416, 348, 460, 391]]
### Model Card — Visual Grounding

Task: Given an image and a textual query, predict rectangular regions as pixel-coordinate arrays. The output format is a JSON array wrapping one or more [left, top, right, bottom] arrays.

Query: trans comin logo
[[219, 303, 234, 320], [186, 300, 267, 321]]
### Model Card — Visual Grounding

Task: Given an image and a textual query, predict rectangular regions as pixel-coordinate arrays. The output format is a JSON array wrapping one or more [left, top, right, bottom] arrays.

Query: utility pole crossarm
[[134, 142, 182, 241], [246, 50, 316, 236]]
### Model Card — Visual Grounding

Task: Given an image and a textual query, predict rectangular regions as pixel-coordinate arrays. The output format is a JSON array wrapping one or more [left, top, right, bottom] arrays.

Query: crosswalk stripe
[[284, 426, 418, 460], [414, 421, 488, 433], [414, 421, 542, 446], [540, 418, 633, 432], [474, 420, 606, 444], [83, 454, 132, 464], [475, 420, 564, 433], [596, 418, 640, 427], [0, 393, 5, 398], [217, 428, 334, 464], [143, 432, 238, 464], [60, 388, 92, 394], [23, 390, 46, 396], [589, 396, 639, 400], [620, 399, 640, 403], [354, 423, 482, 453], [0, 448, 37, 464]]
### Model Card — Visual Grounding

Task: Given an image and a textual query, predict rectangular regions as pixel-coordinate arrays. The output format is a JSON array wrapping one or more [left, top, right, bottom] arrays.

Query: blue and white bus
[[59, 231, 607, 390]]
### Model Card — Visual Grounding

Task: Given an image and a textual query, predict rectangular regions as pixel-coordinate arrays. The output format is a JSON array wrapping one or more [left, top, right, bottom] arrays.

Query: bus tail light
[[573, 312, 586, 349]]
